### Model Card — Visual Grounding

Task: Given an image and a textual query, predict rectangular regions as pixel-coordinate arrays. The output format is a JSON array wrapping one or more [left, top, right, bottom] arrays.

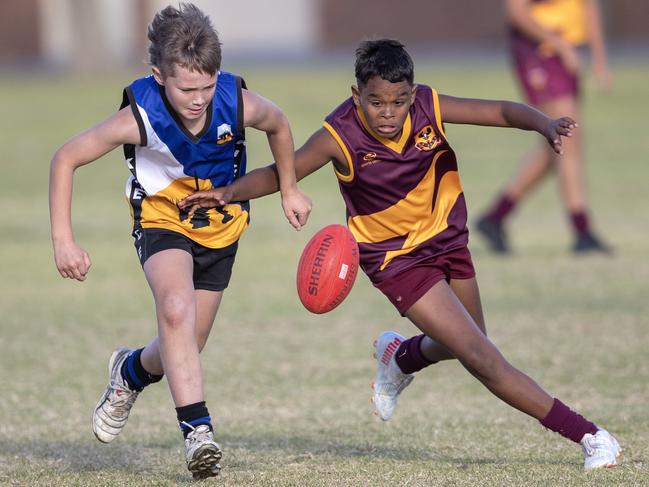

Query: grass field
[[1, 57, 648, 486]]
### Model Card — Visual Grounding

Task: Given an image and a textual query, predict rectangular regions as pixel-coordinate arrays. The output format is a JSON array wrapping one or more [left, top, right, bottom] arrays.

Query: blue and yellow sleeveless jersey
[[120, 71, 249, 249]]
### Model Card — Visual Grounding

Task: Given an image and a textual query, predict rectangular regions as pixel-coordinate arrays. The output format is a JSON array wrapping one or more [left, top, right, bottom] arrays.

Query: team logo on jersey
[[216, 123, 233, 145], [414, 125, 441, 152], [361, 152, 379, 168]]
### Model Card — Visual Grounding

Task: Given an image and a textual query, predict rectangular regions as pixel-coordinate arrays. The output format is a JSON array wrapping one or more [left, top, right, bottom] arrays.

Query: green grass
[[1, 59, 648, 486]]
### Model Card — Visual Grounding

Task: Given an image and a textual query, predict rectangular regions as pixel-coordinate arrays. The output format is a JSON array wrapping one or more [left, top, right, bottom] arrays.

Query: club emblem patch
[[216, 123, 233, 145], [415, 125, 441, 151]]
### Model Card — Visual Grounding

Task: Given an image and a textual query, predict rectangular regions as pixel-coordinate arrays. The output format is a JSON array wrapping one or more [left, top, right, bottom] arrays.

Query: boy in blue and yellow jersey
[[49, 3, 311, 480], [477, 0, 612, 254], [179, 39, 621, 470]]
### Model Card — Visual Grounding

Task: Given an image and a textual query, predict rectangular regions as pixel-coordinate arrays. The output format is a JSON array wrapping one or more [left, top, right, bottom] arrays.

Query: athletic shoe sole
[[187, 444, 222, 480]]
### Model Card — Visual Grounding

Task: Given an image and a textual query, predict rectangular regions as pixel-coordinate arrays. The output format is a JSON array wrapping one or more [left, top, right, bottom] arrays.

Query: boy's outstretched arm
[[242, 89, 312, 229], [178, 127, 341, 216], [50, 107, 139, 281], [439, 95, 577, 154]]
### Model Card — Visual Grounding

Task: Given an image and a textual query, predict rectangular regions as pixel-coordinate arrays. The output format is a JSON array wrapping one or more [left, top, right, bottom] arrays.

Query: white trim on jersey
[[124, 104, 188, 199]]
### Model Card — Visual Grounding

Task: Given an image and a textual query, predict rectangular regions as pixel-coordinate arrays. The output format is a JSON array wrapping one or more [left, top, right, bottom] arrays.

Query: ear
[[152, 66, 164, 85], [410, 84, 417, 103], [351, 85, 361, 107]]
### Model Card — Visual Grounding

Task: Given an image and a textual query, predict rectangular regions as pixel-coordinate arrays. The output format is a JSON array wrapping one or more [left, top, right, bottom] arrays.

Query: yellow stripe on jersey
[[430, 88, 446, 138], [130, 176, 248, 249], [323, 122, 355, 182], [347, 150, 463, 270], [356, 105, 412, 154], [531, 0, 587, 46]]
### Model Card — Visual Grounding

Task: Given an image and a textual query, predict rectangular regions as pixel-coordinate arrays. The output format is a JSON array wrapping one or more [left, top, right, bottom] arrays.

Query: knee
[[157, 295, 193, 331]]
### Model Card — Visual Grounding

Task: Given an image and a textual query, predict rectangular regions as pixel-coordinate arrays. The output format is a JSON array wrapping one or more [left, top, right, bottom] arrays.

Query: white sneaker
[[581, 429, 622, 470], [372, 331, 414, 421], [184, 424, 222, 479], [92, 347, 140, 443]]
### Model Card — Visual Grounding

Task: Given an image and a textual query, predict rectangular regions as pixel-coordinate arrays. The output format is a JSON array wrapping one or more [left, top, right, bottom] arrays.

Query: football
[[296, 224, 359, 314]]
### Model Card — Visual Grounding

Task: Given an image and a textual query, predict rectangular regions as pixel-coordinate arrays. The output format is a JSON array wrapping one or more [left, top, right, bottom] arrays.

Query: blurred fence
[[1, 0, 647, 70]]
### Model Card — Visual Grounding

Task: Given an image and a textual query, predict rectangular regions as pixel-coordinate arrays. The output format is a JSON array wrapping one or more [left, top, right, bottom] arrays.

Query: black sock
[[120, 348, 163, 391], [176, 401, 212, 438]]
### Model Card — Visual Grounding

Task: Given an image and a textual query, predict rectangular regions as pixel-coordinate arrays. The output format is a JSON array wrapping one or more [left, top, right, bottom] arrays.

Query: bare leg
[[502, 143, 553, 202], [141, 249, 203, 407], [406, 279, 553, 419], [539, 96, 587, 212], [141, 289, 223, 375], [419, 277, 487, 363], [477, 142, 553, 253], [499, 94, 583, 208]]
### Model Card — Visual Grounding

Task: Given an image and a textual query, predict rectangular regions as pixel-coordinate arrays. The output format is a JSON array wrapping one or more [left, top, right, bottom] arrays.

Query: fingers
[[286, 210, 302, 231], [178, 193, 228, 211], [297, 208, 310, 227], [57, 253, 91, 281], [548, 117, 579, 155], [560, 117, 578, 129], [177, 194, 197, 210], [284, 203, 312, 231], [186, 203, 205, 218]]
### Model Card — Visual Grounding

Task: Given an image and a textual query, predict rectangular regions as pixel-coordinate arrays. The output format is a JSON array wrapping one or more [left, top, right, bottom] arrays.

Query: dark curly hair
[[355, 39, 414, 87]]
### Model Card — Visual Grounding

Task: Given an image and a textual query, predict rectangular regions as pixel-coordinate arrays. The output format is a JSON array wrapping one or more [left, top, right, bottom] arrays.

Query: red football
[[296, 224, 360, 314]]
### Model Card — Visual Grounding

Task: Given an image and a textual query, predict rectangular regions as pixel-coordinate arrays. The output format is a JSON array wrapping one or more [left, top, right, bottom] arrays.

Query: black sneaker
[[476, 215, 510, 254], [573, 233, 613, 255]]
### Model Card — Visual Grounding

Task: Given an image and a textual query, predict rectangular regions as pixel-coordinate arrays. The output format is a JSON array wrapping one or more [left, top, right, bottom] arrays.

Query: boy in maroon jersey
[[178, 39, 620, 470]]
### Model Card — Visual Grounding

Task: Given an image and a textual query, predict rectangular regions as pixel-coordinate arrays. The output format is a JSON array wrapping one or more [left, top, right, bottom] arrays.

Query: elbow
[[50, 146, 80, 175], [266, 110, 291, 137], [276, 112, 291, 135], [50, 148, 66, 172]]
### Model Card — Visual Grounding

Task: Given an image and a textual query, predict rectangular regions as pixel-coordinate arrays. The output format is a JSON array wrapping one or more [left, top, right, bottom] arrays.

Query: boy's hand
[[53, 239, 91, 281], [281, 187, 312, 231], [177, 186, 234, 217], [544, 117, 577, 154]]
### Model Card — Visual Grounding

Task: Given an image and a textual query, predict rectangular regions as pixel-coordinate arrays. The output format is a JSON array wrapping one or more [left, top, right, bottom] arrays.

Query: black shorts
[[133, 228, 238, 291]]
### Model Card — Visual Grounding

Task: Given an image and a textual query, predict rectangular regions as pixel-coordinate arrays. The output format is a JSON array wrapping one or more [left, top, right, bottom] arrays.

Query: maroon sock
[[570, 211, 591, 237], [488, 195, 516, 223], [539, 398, 598, 443], [394, 334, 436, 374]]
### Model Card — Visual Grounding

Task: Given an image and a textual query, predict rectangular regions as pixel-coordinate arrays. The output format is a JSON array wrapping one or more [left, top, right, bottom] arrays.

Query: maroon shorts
[[510, 32, 580, 106], [374, 246, 476, 316]]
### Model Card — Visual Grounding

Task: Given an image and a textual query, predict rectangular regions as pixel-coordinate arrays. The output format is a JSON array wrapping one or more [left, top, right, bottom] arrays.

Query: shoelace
[[106, 380, 139, 416], [182, 423, 215, 450]]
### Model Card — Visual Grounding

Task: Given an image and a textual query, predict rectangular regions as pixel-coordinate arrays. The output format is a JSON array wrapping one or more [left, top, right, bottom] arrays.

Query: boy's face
[[153, 65, 217, 126], [352, 75, 416, 141]]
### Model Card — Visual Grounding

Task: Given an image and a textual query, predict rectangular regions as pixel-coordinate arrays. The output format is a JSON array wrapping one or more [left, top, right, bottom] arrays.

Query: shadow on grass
[[0, 439, 195, 484], [0, 431, 574, 482], [212, 431, 575, 468]]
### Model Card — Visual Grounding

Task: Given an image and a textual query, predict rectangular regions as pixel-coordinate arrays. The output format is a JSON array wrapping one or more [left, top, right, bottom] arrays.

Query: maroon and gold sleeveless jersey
[[323, 85, 468, 284]]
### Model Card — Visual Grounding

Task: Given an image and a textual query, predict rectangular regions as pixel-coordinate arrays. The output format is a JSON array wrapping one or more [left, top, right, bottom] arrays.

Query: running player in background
[[178, 39, 621, 470], [477, 0, 612, 253], [49, 3, 310, 479]]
